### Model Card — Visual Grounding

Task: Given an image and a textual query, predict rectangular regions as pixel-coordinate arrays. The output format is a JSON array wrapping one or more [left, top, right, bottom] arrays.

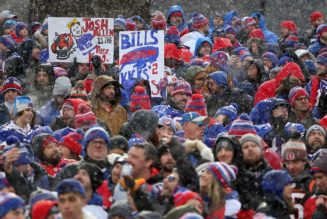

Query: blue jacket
[[152, 104, 184, 118], [308, 40, 326, 56], [53, 127, 75, 141], [250, 98, 278, 125], [193, 37, 213, 57], [0, 121, 34, 146], [250, 12, 278, 44], [167, 5, 188, 33], [223, 11, 238, 29], [37, 99, 60, 126]]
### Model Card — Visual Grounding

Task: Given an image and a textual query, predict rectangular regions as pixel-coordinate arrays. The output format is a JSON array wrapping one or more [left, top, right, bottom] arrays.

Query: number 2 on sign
[[152, 63, 158, 74]]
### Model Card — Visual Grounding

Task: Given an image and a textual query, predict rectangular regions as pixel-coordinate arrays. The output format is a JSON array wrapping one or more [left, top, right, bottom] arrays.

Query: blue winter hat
[[261, 170, 292, 199], [224, 25, 237, 35], [114, 18, 126, 30], [13, 96, 33, 116], [56, 179, 86, 198], [15, 147, 32, 165], [214, 103, 239, 121], [15, 22, 28, 36], [317, 52, 327, 67], [240, 52, 253, 62], [233, 47, 249, 56], [41, 22, 48, 32], [28, 190, 57, 207], [261, 52, 279, 68], [208, 71, 228, 88], [158, 116, 177, 133], [39, 48, 49, 64], [3, 136, 32, 166], [0, 192, 25, 218], [304, 60, 317, 75], [0, 35, 16, 50], [278, 56, 293, 67], [127, 134, 146, 148], [82, 126, 110, 151]]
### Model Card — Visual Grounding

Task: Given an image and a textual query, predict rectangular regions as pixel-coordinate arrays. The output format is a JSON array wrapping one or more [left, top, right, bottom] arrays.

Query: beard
[[270, 115, 288, 130], [99, 93, 117, 105], [46, 151, 62, 166], [162, 162, 175, 172]]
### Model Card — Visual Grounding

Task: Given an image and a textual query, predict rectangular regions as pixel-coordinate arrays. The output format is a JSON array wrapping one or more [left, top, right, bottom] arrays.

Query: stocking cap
[[310, 150, 327, 176], [165, 43, 179, 60], [83, 126, 110, 152], [261, 52, 279, 68], [214, 103, 239, 121], [174, 191, 204, 207], [56, 179, 86, 198], [191, 13, 209, 29], [185, 94, 207, 116], [31, 200, 58, 219], [239, 133, 262, 148], [77, 162, 104, 191], [288, 86, 309, 107], [0, 77, 22, 95], [165, 26, 180, 45], [171, 80, 192, 96], [207, 162, 237, 189], [59, 132, 83, 156], [15, 22, 28, 36], [261, 170, 292, 199], [280, 20, 297, 34], [0, 192, 24, 218], [224, 25, 237, 35], [249, 28, 265, 40], [13, 96, 33, 116], [208, 71, 227, 88], [74, 103, 97, 129], [130, 86, 151, 112], [311, 11, 324, 23], [282, 140, 307, 161], [317, 24, 327, 39], [305, 124, 326, 141]]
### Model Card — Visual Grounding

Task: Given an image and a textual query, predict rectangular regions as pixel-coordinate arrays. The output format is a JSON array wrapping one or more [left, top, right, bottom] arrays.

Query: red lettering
[[151, 80, 160, 96]]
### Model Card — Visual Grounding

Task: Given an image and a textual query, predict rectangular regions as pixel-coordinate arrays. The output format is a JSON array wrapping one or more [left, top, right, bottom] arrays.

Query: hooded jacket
[[193, 37, 213, 57], [91, 75, 127, 135], [250, 13, 278, 44], [167, 5, 188, 33]]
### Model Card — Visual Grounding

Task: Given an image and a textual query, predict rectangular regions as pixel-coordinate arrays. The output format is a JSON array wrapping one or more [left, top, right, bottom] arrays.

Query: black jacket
[[0, 103, 11, 126]]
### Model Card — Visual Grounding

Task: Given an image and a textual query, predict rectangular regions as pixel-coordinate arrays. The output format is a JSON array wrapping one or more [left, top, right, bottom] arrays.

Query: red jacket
[[304, 196, 317, 219]]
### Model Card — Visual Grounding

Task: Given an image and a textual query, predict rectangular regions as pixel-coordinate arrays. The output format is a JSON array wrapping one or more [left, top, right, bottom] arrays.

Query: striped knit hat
[[214, 103, 238, 121], [59, 132, 83, 156], [0, 77, 23, 95], [207, 162, 237, 189], [184, 94, 207, 116], [74, 103, 97, 129], [171, 80, 192, 96], [191, 13, 209, 29], [288, 86, 309, 107], [174, 190, 204, 207], [130, 86, 151, 112], [228, 114, 257, 138], [317, 24, 327, 38], [261, 52, 279, 68]]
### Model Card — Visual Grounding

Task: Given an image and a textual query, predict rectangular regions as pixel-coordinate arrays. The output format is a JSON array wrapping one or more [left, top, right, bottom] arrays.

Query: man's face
[[198, 43, 211, 56], [111, 163, 123, 184], [157, 125, 174, 141], [2, 208, 24, 219], [31, 48, 40, 60], [36, 71, 49, 86], [280, 27, 290, 38], [272, 106, 289, 121], [71, 23, 82, 37], [19, 109, 34, 125], [183, 121, 206, 140], [317, 63, 327, 77], [242, 141, 262, 165], [207, 78, 220, 94], [18, 27, 28, 37], [160, 152, 176, 172], [58, 193, 86, 219], [77, 63, 89, 75], [293, 95, 310, 112], [193, 71, 206, 89], [127, 146, 152, 179], [284, 160, 306, 177], [43, 142, 62, 166], [101, 85, 116, 101], [213, 16, 224, 27], [62, 107, 75, 126], [247, 64, 258, 79], [314, 18, 325, 27], [307, 130, 326, 152], [4, 90, 19, 104], [74, 169, 92, 190], [162, 172, 179, 197], [86, 138, 108, 161], [262, 58, 273, 69], [314, 172, 327, 194], [216, 147, 234, 164], [170, 15, 183, 27], [171, 93, 191, 110]]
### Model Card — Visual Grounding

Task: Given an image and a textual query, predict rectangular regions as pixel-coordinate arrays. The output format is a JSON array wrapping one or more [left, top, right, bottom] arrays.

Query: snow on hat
[[109, 135, 129, 153], [212, 38, 232, 53], [239, 133, 262, 148], [0, 35, 16, 50], [129, 110, 159, 140], [207, 162, 237, 189], [191, 13, 209, 29], [317, 24, 327, 38], [13, 96, 33, 116], [74, 103, 97, 129], [56, 179, 86, 198], [317, 52, 327, 67], [224, 25, 237, 35], [214, 103, 239, 121], [114, 18, 126, 30], [261, 170, 292, 199], [311, 11, 324, 23], [0, 173, 11, 191], [249, 28, 265, 40], [171, 80, 192, 96], [77, 162, 104, 190], [310, 150, 327, 176], [208, 71, 228, 88], [165, 26, 180, 45], [15, 22, 28, 36], [158, 116, 176, 133], [165, 43, 179, 60], [261, 52, 278, 68], [282, 140, 307, 161], [280, 20, 297, 34], [174, 191, 204, 207], [31, 200, 58, 219], [130, 86, 151, 112], [53, 76, 72, 96], [288, 86, 309, 107], [0, 77, 22, 95], [306, 124, 326, 141], [185, 94, 207, 116], [82, 126, 110, 151], [59, 132, 83, 156], [53, 67, 68, 78], [229, 116, 257, 138], [0, 192, 24, 218]]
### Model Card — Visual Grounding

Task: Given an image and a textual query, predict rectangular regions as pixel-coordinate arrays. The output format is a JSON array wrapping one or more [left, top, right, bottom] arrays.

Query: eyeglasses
[[167, 175, 176, 182]]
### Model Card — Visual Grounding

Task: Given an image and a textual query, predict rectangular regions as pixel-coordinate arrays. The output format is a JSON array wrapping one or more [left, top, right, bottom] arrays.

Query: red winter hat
[[311, 11, 324, 23], [151, 11, 167, 30], [320, 115, 327, 131], [249, 28, 265, 40], [62, 98, 86, 114], [174, 191, 204, 207], [31, 200, 58, 219], [243, 17, 256, 27], [130, 86, 151, 112], [42, 136, 58, 149], [59, 132, 83, 156], [191, 13, 209, 29], [125, 19, 137, 31], [288, 86, 309, 107], [75, 103, 97, 129], [83, 78, 94, 95], [185, 93, 207, 116], [213, 38, 232, 52], [280, 20, 297, 34], [165, 43, 179, 60]]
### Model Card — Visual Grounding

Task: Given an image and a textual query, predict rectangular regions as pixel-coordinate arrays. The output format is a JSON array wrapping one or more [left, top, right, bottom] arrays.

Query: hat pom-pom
[[238, 113, 250, 121], [134, 86, 145, 94], [191, 93, 204, 100]]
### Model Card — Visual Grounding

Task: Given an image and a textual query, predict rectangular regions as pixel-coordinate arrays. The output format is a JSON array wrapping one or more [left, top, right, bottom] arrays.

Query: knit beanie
[[317, 24, 327, 38], [53, 67, 68, 78], [15, 22, 28, 36], [311, 11, 324, 23], [320, 115, 327, 131], [151, 11, 167, 30], [130, 86, 151, 112], [56, 179, 86, 198], [214, 103, 239, 121], [240, 52, 253, 62], [127, 134, 146, 149], [62, 98, 86, 114], [164, 43, 179, 60], [281, 140, 307, 161], [114, 18, 126, 30], [185, 66, 205, 84], [280, 20, 297, 34], [74, 103, 97, 129], [174, 191, 204, 207], [109, 135, 129, 153], [53, 76, 72, 96], [82, 126, 110, 152], [249, 28, 265, 40], [191, 13, 209, 29], [59, 132, 83, 156], [171, 80, 192, 96], [317, 52, 327, 67], [209, 51, 229, 72], [243, 17, 256, 27], [310, 150, 327, 176], [0, 192, 25, 218], [288, 86, 309, 107], [0, 35, 16, 50], [304, 60, 317, 75], [70, 87, 88, 100], [129, 110, 159, 140], [13, 96, 33, 116], [31, 200, 58, 219], [158, 116, 177, 134], [212, 38, 232, 53], [284, 35, 299, 48], [278, 56, 293, 67], [0, 77, 23, 95], [77, 162, 104, 191], [28, 189, 57, 207], [165, 26, 180, 45], [261, 52, 279, 68], [261, 170, 292, 199], [208, 71, 228, 88], [207, 162, 237, 189], [125, 19, 137, 31], [239, 133, 262, 149], [305, 124, 326, 141], [184, 94, 207, 116], [224, 25, 237, 35]]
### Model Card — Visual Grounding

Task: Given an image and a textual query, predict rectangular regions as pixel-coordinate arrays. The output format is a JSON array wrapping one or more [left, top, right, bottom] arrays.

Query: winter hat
[[171, 80, 192, 96], [56, 179, 86, 198], [180, 213, 204, 219], [164, 43, 179, 60], [207, 162, 237, 189], [53, 76, 72, 96], [212, 38, 232, 52], [209, 51, 229, 72], [0, 10, 16, 19], [127, 134, 146, 148], [311, 11, 324, 23], [317, 52, 327, 67], [62, 98, 86, 113], [174, 191, 204, 207], [0, 192, 25, 218], [129, 110, 159, 140], [304, 60, 317, 75], [240, 52, 253, 62], [28, 189, 57, 207], [282, 140, 307, 161], [185, 66, 205, 84], [288, 86, 309, 107], [239, 133, 262, 148], [184, 94, 207, 116], [214, 103, 239, 121], [261, 52, 278, 68], [108, 200, 133, 219], [165, 26, 180, 45], [208, 71, 228, 88], [320, 115, 327, 131], [15, 22, 28, 36], [0, 77, 22, 95], [74, 103, 97, 129], [109, 135, 129, 153], [317, 24, 327, 38], [130, 86, 151, 112], [280, 20, 297, 34], [224, 25, 237, 35], [125, 19, 137, 31], [14, 147, 32, 165], [284, 35, 299, 48], [305, 124, 326, 141], [243, 17, 256, 27], [77, 162, 104, 190], [278, 56, 293, 67], [59, 132, 83, 156], [53, 67, 68, 78], [0, 35, 16, 50], [82, 126, 110, 151], [39, 48, 49, 64], [31, 200, 58, 219], [70, 87, 88, 100], [261, 170, 292, 199], [249, 28, 265, 40], [0, 173, 11, 191], [310, 150, 327, 176], [114, 18, 126, 30], [151, 11, 167, 30], [33, 134, 58, 160], [180, 112, 209, 126], [191, 13, 209, 29], [13, 96, 33, 116], [158, 116, 177, 134]]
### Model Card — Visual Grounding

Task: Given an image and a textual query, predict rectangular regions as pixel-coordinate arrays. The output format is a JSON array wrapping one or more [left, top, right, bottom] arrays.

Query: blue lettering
[[136, 32, 143, 46], [121, 34, 131, 50], [131, 32, 136, 47], [150, 30, 158, 45]]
